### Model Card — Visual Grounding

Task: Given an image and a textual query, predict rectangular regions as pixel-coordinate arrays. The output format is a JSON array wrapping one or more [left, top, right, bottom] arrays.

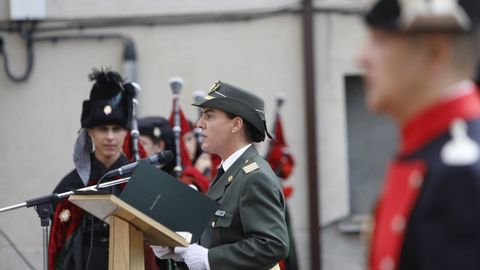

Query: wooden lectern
[[69, 194, 189, 270]]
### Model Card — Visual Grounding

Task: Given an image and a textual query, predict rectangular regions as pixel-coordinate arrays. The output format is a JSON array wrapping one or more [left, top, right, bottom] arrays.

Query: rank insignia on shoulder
[[243, 162, 259, 174], [441, 118, 480, 166], [59, 209, 71, 223]]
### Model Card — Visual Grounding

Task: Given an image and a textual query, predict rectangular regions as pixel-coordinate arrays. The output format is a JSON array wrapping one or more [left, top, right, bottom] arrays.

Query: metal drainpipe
[[302, 0, 321, 269]]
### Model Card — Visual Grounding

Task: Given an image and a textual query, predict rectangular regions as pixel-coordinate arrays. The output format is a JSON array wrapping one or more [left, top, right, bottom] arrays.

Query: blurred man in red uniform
[[358, 0, 480, 269]]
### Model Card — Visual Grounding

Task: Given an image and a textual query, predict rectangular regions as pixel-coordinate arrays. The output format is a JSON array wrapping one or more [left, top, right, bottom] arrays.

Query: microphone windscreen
[[159, 150, 174, 164]]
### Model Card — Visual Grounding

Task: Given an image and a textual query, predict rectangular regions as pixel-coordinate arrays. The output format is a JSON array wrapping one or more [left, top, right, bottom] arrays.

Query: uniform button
[[379, 256, 395, 270], [211, 221, 216, 228], [409, 170, 423, 189], [391, 215, 406, 233]]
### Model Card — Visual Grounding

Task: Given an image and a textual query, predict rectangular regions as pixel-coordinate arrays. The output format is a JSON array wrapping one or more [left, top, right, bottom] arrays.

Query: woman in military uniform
[[153, 81, 289, 270]]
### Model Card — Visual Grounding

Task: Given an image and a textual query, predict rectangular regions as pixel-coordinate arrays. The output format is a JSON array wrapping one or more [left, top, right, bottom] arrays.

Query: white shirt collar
[[221, 144, 252, 172], [444, 80, 476, 100]]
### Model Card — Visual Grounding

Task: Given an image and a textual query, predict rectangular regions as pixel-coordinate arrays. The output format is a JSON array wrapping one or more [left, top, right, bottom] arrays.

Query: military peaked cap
[[193, 81, 271, 142], [366, 0, 480, 32], [138, 116, 174, 144]]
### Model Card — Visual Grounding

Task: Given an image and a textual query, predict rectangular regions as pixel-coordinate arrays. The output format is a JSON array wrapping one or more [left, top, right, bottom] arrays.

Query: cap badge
[[103, 105, 112, 115], [59, 209, 71, 223], [398, 0, 470, 31], [209, 80, 221, 93], [153, 127, 162, 138]]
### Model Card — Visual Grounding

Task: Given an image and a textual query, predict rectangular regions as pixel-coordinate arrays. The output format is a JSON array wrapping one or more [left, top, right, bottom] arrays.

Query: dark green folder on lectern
[[119, 162, 219, 243]]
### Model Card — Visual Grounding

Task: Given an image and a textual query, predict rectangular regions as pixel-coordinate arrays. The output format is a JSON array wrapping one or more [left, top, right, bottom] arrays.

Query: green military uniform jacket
[[200, 145, 289, 270]]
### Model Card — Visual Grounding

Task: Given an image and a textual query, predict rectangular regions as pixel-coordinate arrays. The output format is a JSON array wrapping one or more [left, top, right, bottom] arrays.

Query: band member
[[181, 122, 214, 193], [138, 116, 176, 173], [358, 0, 480, 269], [153, 81, 289, 270], [49, 69, 136, 270]]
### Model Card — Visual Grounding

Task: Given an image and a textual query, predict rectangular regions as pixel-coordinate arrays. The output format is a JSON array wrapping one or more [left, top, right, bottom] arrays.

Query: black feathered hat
[[365, 0, 480, 32], [80, 69, 133, 128], [192, 80, 272, 142]]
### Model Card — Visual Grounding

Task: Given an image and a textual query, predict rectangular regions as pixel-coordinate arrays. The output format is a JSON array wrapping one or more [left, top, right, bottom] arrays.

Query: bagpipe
[[167, 77, 218, 193]]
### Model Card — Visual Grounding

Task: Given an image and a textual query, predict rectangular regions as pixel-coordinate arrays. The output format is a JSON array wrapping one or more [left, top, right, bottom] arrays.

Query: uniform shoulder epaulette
[[441, 118, 480, 166], [243, 162, 259, 174]]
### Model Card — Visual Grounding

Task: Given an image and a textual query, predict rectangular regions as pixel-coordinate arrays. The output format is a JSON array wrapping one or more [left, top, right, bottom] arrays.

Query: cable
[[0, 23, 35, 82], [0, 228, 36, 270], [84, 215, 95, 270], [0, 5, 301, 82], [0, 31, 134, 83]]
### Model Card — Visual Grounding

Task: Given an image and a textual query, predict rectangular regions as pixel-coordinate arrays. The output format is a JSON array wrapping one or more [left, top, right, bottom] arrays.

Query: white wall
[[315, 12, 366, 225], [315, 12, 369, 270]]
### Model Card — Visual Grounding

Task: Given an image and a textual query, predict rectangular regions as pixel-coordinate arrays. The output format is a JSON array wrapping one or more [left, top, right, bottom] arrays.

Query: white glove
[[150, 245, 183, 261], [174, 244, 209, 270]]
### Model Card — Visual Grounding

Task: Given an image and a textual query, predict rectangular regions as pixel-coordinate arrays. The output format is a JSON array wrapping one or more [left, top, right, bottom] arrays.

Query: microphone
[[193, 90, 206, 144], [95, 150, 174, 190]]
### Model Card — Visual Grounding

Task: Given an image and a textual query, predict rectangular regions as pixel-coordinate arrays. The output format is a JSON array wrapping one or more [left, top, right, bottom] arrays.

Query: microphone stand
[[169, 78, 185, 270], [0, 176, 130, 270]]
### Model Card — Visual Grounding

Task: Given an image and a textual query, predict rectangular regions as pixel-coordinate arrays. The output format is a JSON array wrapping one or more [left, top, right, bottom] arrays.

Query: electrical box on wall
[[9, 0, 46, 20]]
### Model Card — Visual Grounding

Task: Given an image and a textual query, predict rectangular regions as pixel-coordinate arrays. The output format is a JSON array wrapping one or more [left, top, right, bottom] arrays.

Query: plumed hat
[[365, 0, 480, 32], [80, 69, 133, 128], [192, 81, 272, 142]]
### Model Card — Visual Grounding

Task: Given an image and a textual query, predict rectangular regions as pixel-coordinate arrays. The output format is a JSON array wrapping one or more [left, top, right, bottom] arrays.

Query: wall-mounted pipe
[[0, 28, 137, 82]]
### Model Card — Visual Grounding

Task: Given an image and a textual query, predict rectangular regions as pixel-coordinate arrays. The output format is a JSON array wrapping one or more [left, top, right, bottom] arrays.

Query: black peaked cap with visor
[[138, 116, 175, 146], [365, 0, 480, 32]]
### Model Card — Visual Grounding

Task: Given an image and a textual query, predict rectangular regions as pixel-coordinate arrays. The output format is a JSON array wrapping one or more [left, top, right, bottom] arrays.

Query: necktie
[[215, 166, 225, 181], [211, 166, 224, 187]]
